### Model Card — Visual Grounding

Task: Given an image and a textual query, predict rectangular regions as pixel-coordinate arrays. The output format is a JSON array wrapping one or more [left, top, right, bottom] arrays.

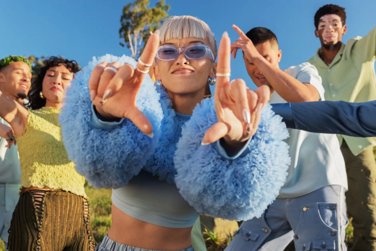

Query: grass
[[0, 185, 355, 251], [85, 185, 112, 244]]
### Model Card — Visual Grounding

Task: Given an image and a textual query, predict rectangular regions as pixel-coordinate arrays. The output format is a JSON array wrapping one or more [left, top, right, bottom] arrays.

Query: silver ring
[[138, 58, 152, 67], [104, 66, 118, 73], [136, 67, 149, 74], [216, 72, 231, 77]]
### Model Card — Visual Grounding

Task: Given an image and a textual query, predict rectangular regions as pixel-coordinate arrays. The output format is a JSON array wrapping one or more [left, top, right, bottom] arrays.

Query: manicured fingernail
[[90, 90, 95, 101], [222, 31, 229, 38], [246, 124, 252, 133], [102, 89, 112, 102], [243, 109, 251, 124], [146, 132, 154, 138], [201, 141, 210, 146]]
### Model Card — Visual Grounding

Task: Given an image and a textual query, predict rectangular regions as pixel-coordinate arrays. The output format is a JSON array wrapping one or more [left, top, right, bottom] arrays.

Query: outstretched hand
[[89, 31, 160, 137], [202, 32, 267, 147]]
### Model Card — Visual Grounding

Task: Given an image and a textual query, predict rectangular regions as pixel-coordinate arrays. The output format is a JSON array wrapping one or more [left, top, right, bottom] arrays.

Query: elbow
[[293, 90, 320, 102]]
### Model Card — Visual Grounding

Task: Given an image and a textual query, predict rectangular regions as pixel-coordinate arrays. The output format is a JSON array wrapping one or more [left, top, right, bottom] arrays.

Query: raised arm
[[231, 25, 320, 102], [0, 91, 28, 137]]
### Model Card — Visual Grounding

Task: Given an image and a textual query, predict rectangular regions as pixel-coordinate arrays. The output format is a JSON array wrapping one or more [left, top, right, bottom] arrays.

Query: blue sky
[[0, 0, 375, 87]]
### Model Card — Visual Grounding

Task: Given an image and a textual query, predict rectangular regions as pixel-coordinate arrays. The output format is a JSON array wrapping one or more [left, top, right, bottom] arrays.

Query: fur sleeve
[[174, 98, 290, 220], [60, 55, 163, 188]]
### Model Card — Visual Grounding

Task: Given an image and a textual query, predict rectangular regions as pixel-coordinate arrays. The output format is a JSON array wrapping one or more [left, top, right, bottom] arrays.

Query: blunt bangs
[[159, 16, 217, 58]]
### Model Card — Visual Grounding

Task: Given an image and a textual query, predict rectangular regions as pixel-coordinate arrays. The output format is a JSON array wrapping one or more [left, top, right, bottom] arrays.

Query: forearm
[[254, 57, 319, 102], [0, 94, 27, 136], [272, 101, 376, 137]]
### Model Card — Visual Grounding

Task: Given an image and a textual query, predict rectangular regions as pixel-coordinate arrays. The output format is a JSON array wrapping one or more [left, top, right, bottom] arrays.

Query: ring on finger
[[243, 124, 252, 137], [216, 72, 231, 77], [138, 58, 152, 67], [104, 66, 118, 73], [136, 66, 150, 74], [136, 59, 151, 74]]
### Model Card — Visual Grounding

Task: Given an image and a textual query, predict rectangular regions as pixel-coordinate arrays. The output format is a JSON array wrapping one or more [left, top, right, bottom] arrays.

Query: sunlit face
[[315, 14, 347, 47], [41, 64, 73, 105], [244, 40, 281, 87], [154, 37, 215, 97], [0, 61, 32, 99]]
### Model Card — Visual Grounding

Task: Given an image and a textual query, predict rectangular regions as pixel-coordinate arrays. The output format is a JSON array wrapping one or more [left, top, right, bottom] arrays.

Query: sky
[[0, 0, 375, 88]]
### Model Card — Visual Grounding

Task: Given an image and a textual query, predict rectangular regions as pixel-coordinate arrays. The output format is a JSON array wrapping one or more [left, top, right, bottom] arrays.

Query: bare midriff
[[108, 204, 192, 250]]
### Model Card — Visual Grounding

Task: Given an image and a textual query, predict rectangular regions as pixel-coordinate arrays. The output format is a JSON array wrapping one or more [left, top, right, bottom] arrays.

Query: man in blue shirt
[[0, 56, 31, 246]]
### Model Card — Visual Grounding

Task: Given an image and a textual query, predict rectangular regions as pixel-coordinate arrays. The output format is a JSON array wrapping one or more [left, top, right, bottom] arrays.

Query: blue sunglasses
[[156, 43, 215, 62]]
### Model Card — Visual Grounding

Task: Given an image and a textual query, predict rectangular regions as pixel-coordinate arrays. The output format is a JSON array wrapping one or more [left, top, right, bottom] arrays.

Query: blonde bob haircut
[[159, 15, 217, 59]]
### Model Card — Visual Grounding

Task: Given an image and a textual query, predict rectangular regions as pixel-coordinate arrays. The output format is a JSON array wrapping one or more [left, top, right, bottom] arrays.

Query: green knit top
[[17, 106, 86, 197]]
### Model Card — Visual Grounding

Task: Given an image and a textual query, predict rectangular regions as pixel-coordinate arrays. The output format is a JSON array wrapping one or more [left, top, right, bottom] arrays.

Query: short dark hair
[[245, 27, 278, 46], [28, 56, 80, 110], [314, 4, 346, 29]]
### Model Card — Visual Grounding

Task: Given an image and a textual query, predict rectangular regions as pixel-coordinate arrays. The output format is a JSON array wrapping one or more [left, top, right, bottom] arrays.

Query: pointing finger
[[216, 32, 231, 98], [134, 30, 160, 79], [232, 24, 249, 40]]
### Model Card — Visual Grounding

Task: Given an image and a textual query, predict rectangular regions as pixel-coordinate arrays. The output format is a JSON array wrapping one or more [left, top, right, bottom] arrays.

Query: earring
[[39, 91, 45, 99], [208, 77, 216, 86]]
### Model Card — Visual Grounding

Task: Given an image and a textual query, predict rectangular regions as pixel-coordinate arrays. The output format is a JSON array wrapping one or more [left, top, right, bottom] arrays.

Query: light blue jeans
[[226, 185, 347, 251], [0, 184, 19, 245], [96, 235, 194, 251]]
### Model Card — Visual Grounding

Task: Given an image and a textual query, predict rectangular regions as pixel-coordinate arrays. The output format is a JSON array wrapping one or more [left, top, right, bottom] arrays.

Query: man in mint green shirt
[[0, 56, 31, 246], [309, 4, 376, 251]]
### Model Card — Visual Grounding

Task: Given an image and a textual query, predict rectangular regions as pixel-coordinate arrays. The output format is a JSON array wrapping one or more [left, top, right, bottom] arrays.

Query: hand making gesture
[[89, 31, 160, 137], [231, 24, 262, 62], [0, 90, 28, 138], [202, 32, 268, 147]]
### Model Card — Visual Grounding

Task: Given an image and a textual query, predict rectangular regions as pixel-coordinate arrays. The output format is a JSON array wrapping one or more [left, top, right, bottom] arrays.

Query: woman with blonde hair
[[60, 16, 290, 250]]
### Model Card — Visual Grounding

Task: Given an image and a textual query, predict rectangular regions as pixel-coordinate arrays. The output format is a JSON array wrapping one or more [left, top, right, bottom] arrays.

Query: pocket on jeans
[[295, 202, 339, 234], [317, 203, 338, 230]]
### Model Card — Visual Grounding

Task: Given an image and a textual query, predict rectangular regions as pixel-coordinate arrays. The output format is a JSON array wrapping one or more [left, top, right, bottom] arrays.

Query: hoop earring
[[39, 91, 45, 99], [208, 77, 216, 86]]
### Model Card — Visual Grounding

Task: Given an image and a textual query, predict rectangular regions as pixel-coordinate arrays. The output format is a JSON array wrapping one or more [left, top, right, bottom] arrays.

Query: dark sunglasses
[[156, 43, 215, 62]]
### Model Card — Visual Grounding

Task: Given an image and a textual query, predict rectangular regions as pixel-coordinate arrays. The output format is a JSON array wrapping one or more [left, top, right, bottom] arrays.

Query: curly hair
[[28, 56, 80, 110], [314, 4, 346, 29]]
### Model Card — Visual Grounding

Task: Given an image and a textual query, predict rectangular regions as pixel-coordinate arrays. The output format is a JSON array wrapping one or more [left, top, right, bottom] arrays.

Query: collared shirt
[[309, 27, 376, 155], [270, 62, 347, 198], [0, 118, 21, 184]]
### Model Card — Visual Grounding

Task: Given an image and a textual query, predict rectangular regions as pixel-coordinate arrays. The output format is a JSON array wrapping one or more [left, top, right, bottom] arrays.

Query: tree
[[119, 0, 170, 58]]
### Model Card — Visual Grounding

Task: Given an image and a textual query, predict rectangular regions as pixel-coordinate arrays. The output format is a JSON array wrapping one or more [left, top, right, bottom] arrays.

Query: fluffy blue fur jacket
[[60, 55, 291, 220]]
